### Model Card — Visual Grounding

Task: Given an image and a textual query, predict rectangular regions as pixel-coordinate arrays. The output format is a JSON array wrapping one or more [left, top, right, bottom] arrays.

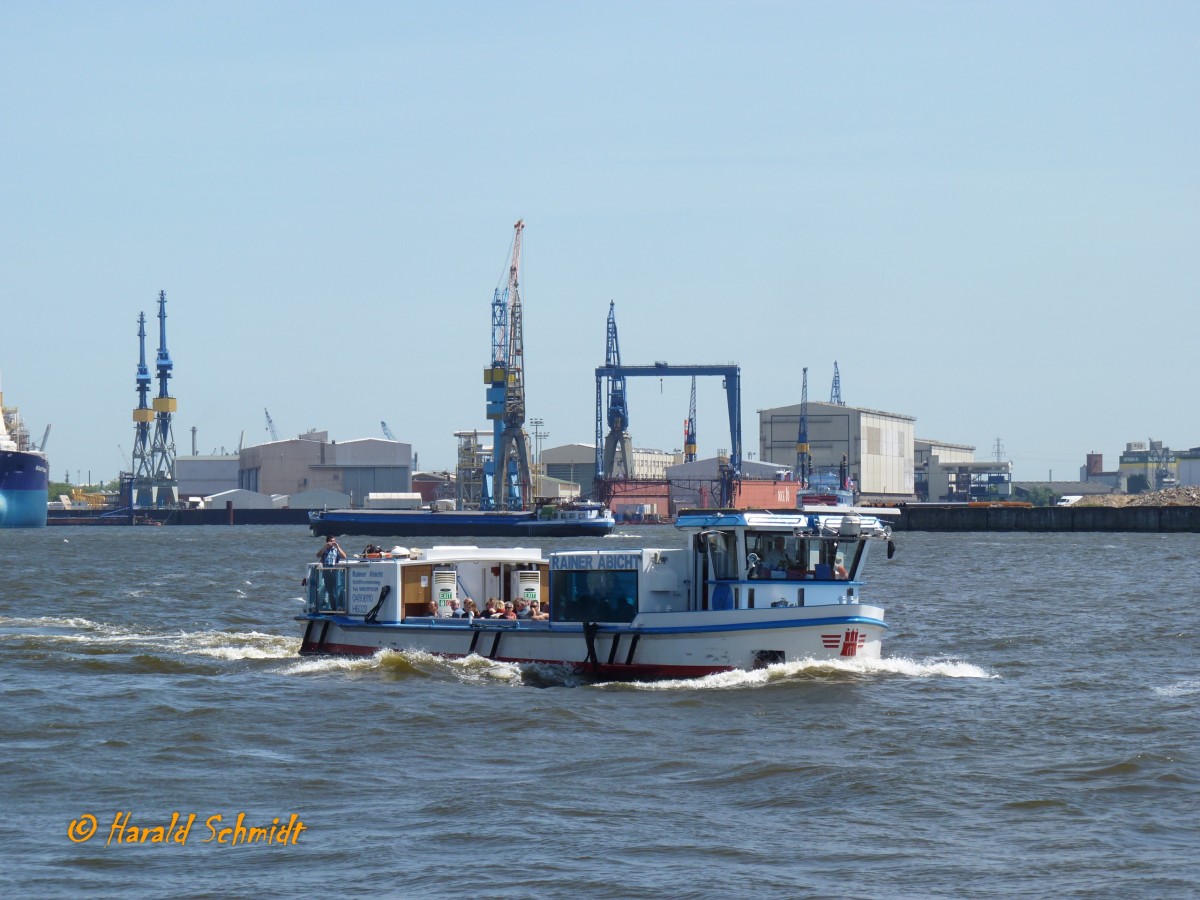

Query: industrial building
[[238, 429, 411, 503], [758, 400, 915, 502], [1080, 452, 1125, 491], [1174, 448, 1200, 487], [666, 457, 797, 515], [1117, 440, 1176, 492], [923, 457, 1014, 503], [913, 439, 1012, 503], [176, 454, 239, 503], [541, 443, 677, 506]]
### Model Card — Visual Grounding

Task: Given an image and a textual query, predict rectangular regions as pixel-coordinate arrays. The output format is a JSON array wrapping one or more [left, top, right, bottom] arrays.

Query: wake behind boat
[[307, 500, 615, 538], [297, 505, 898, 679]]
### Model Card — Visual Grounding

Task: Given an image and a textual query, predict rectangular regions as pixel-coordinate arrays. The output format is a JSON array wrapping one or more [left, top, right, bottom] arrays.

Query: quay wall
[[894, 505, 1200, 533], [48, 508, 311, 526]]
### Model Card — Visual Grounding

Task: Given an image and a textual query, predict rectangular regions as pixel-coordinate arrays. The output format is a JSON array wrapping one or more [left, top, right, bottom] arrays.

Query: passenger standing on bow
[[316, 535, 346, 610]]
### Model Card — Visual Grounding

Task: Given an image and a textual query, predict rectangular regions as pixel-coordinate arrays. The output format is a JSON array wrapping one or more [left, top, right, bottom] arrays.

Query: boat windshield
[[308, 564, 347, 613], [746, 531, 801, 573], [550, 569, 637, 623], [745, 529, 866, 580]]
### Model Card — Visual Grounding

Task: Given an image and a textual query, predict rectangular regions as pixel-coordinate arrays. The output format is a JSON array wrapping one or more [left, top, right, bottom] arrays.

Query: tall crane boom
[[381, 421, 396, 441], [600, 301, 633, 479], [481, 220, 532, 510], [830, 360, 844, 406], [504, 220, 526, 425], [684, 376, 697, 463], [795, 367, 809, 485], [264, 408, 279, 441]]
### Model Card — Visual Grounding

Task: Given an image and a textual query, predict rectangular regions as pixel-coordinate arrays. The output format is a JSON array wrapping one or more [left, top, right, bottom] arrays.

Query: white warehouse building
[[758, 401, 915, 502]]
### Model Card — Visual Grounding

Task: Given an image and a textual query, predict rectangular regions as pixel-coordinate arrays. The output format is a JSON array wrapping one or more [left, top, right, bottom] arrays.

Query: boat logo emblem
[[821, 629, 866, 657]]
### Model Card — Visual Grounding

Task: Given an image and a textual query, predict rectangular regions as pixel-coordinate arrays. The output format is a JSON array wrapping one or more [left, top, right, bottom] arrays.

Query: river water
[[1, 525, 1197, 898]]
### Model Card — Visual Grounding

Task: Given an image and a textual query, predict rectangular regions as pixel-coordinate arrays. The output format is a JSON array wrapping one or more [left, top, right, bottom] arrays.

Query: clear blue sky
[[3, 1, 1196, 484]]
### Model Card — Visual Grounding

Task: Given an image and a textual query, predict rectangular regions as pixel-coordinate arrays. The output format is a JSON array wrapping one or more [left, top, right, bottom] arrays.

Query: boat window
[[747, 531, 799, 572], [811, 539, 863, 580], [703, 531, 738, 580], [550, 570, 637, 623]]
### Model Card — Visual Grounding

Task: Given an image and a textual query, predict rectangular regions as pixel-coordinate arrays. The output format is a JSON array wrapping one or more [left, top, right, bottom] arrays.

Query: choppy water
[[2, 525, 1197, 898]]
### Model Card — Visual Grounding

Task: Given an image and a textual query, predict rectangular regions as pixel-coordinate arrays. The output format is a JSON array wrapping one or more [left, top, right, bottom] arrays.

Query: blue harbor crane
[[132, 291, 178, 506], [600, 301, 633, 479], [264, 408, 279, 441], [381, 421, 396, 441], [481, 220, 532, 510], [130, 312, 154, 503], [683, 376, 697, 463], [830, 360, 845, 406], [794, 366, 809, 486]]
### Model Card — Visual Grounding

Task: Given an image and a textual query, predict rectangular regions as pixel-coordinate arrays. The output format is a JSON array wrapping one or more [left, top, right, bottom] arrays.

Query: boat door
[[401, 564, 433, 618], [698, 530, 737, 610]]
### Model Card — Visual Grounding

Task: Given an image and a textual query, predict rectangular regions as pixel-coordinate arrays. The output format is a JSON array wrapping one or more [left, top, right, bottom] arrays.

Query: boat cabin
[[306, 546, 548, 621]]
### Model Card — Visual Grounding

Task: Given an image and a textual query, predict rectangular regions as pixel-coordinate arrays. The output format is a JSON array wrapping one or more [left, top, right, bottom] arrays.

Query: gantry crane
[[683, 376, 697, 463], [595, 360, 741, 506], [481, 220, 532, 510], [600, 301, 633, 479], [794, 367, 809, 486]]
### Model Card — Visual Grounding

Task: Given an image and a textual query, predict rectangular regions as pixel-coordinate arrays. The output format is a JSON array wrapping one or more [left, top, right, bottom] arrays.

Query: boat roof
[[674, 507, 899, 530], [349, 546, 545, 563]]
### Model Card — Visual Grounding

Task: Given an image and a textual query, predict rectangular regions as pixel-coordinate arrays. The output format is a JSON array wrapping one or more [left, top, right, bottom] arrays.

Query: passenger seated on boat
[[515, 599, 532, 619], [448, 598, 466, 617], [500, 602, 517, 620], [483, 597, 499, 617], [529, 600, 549, 621], [426, 599, 442, 617], [463, 599, 480, 620]]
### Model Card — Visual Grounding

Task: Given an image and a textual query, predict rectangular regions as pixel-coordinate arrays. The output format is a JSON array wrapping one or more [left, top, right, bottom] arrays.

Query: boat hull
[[297, 606, 886, 679], [0, 450, 49, 528], [308, 509, 615, 538]]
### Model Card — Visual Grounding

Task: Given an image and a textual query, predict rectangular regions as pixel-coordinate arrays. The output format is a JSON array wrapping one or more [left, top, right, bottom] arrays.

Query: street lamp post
[[530, 418, 548, 500]]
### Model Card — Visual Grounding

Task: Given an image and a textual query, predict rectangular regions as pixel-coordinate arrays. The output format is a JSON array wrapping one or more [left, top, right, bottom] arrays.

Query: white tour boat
[[298, 506, 898, 679]]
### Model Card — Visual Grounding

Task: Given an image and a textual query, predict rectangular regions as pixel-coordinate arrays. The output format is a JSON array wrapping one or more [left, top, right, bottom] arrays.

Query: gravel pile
[[1074, 486, 1200, 507]]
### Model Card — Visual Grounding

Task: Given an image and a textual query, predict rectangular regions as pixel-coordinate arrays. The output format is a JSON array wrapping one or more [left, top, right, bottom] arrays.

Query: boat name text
[[551, 553, 641, 571]]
